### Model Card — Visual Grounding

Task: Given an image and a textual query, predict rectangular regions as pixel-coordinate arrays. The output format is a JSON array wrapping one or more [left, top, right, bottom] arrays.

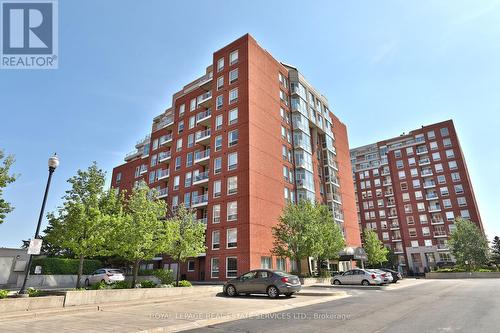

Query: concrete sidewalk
[[0, 289, 348, 332]]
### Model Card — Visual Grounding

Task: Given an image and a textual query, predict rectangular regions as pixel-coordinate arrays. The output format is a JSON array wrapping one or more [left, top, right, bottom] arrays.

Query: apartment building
[[112, 34, 361, 281], [350, 120, 483, 274]]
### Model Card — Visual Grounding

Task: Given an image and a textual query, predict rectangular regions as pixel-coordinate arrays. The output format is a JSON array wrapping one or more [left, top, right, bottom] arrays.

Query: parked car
[[85, 268, 125, 286], [379, 268, 403, 283], [367, 269, 393, 284], [332, 269, 384, 286], [223, 269, 301, 298]]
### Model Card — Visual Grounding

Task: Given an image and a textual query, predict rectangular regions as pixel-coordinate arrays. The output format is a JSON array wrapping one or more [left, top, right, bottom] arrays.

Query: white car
[[85, 268, 125, 286], [332, 269, 384, 286], [367, 269, 393, 284]]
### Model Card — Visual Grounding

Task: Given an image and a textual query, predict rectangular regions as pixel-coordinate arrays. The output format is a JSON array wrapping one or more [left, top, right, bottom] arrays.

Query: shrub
[[138, 269, 155, 276], [30, 257, 102, 275], [90, 281, 107, 290], [27, 287, 44, 297], [112, 281, 131, 289], [478, 268, 494, 272], [152, 269, 174, 285], [177, 280, 192, 287], [140, 280, 157, 288], [0, 289, 9, 299]]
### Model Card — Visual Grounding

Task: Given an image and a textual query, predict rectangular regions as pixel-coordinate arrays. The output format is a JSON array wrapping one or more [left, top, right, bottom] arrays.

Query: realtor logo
[[1, 0, 58, 69]]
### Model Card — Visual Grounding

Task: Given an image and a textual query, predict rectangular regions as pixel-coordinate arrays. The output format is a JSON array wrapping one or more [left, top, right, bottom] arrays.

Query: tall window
[[261, 257, 272, 269], [229, 50, 238, 65], [228, 152, 238, 170], [175, 156, 181, 170], [276, 258, 286, 271], [212, 204, 221, 223], [213, 180, 221, 198], [187, 133, 194, 148], [190, 98, 196, 111], [216, 95, 223, 110], [229, 108, 238, 125], [229, 68, 238, 84], [227, 201, 237, 221], [189, 116, 195, 129], [214, 157, 222, 174], [179, 104, 185, 116], [227, 176, 237, 195], [176, 138, 183, 152], [212, 231, 220, 250], [173, 175, 180, 190], [186, 152, 193, 167], [217, 57, 224, 72], [228, 130, 238, 147], [216, 114, 223, 130], [229, 88, 238, 104], [217, 76, 224, 90], [211, 258, 219, 278], [227, 228, 237, 248], [215, 135, 223, 151], [226, 257, 237, 278]]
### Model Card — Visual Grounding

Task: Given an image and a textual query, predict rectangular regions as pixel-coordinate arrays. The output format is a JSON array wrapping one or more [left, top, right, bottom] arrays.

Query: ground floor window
[[276, 258, 286, 271], [211, 258, 219, 278], [226, 257, 238, 278], [261, 256, 272, 269], [187, 260, 195, 272]]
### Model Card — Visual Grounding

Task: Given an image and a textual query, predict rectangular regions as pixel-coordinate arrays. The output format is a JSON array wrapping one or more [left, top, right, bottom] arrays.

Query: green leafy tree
[[272, 201, 327, 274], [449, 218, 489, 271], [0, 149, 17, 224], [363, 229, 389, 267], [112, 182, 174, 287], [491, 236, 500, 265], [313, 205, 345, 274], [44, 163, 121, 288], [166, 204, 206, 286]]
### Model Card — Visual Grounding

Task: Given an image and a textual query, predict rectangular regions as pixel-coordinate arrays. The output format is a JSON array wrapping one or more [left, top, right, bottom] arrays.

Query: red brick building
[[350, 120, 483, 274], [112, 34, 361, 281]]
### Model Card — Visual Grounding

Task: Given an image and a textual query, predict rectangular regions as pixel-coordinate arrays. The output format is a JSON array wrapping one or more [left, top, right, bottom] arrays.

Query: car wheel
[[333, 279, 341, 285], [361, 280, 370, 286], [284, 293, 294, 298], [267, 285, 279, 299], [84, 279, 90, 287], [226, 284, 237, 297]]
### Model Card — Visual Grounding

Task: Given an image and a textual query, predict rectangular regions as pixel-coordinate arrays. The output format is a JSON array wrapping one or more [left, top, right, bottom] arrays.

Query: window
[[217, 76, 224, 90], [396, 160, 404, 169], [211, 204, 221, 224], [215, 135, 223, 151], [413, 179, 421, 188], [410, 168, 418, 177], [443, 138, 452, 147], [448, 161, 458, 170], [176, 138, 183, 152], [151, 154, 157, 167], [398, 171, 406, 179], [186, 152, 193, 167], [178, 120, 184, 134], [184, 192, 191, 207], [227, 176, 238, 195], [445, 211, 455, 221], [276, 258, 286, 271], [152, 138, 159, 150], [440, 187, 449, 196], [213, 180, 221, 198], [217, 57, 224, 72], [227, 228, 237, 248], [407, 216, 415, 225], [187, 260, 195, 272], [451, 172, 461, 182], [173, 175, 180, 190], [179, 104, 185, 116], [212, 231, 220, 250], [226, 257, 238, 278], [261, 257, 272, 269], [395, 150, 402, 158], [227, 201, 237, 221], [424, 239, 433, 247], [461, 210, 470, 219], [382, 232, 389, 240], [229, 68, 238, 84], [189, 115, 195, 129], [190, 98, 196, 111], [411, 240, 419, 248], [400, 182, 408, 190], [430, 141, 438, 150], [422, 227, 430, 236], [432, 152, 441, 161], [187, 133, 194, 148], [211, 258, 219, 278], [446, 149, 455, 159], [437, 175, 446, 184], [229, 88, 238, 104], [406, 147, 414, 155], [115, 172, 122, 184], [402, 193, 410, 202], [175, 156, 182, 170], [455, 184, 464, 194], [408, 157, 416, 166], [417, 202, 425, 211], [229, 50, 238, 65], [440, 127, 449, 137], [435, 163, 443, 173], [409, 228, 417, 237], [228, 152, 238, 170], [216, 95, 223, 110], [457, 197, 467, 207], [404, 204, 412, 213], [443, 199, 452, 209], [420, 214, 428, 223], [214, 157, 222, 174], [185, 172, 192, 187], [149, 171, 155, 184], [229, 108, 238, 125], [427, 130, 435, 139], [228, 130, 238, 147], [216, 114, 223, 130]]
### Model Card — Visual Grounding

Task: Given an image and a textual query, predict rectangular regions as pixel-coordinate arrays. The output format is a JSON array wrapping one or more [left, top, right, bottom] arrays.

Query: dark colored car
[[223, 269, 301, 298], [380, 268, 402, 283]]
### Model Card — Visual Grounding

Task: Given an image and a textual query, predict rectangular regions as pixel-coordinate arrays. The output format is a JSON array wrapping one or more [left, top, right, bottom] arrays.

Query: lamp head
[[48, 153, 59, 170]]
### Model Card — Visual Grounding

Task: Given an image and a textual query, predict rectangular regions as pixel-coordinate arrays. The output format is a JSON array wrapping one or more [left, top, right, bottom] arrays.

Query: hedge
[[30, 257, 102, 275]]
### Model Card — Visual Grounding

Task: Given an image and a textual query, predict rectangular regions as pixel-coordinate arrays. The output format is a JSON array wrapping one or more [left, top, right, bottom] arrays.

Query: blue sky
[[1, 0, 499, 247]]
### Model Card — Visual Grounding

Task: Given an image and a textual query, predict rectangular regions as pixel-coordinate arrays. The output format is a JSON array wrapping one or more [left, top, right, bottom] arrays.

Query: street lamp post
[[18, 153, 59, 296]]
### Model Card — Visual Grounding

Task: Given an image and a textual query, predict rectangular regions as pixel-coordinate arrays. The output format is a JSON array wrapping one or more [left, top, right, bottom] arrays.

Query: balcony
[[418, 158, 431, 166], [431, 219, 445, 225], [421, 170, 433, 177], [159, 133, 173, 147], [192, 193, 209, 208], [386, 202, 396, 208], [392, 238, 403, 242], [334, 212, 344, 221], [433, 232, 447, 238], [193, 170, 210, 186], [328, 193, 342, 204], [416, 148, 429, 155], [428, 205, 441, 213], [325, 175, 340, 187], [385, 192, 394, 197], [383, 181, 392, 186], [381, 170, 390, 176], [158, 188, 168, 198], [390, 224, 400, 230], [139, 166, 148, 175], [197, 91, 212, 108], [155, 115, 174, 131], [195, 129, 211, 145], [437, 244, 449, 251], [388, 213, 398, 219], [426, 194, 439, 200], [194, 149, 210, 165], [196, 109, 212, 126], [124, 150, 141, 161], [135, 135, 151, 148], [157, 169, 170, 180], [198, 72, 213, 91], [158, 151, 171, 162], [423, 182, 436, 189], [197, 217, 208, 226]]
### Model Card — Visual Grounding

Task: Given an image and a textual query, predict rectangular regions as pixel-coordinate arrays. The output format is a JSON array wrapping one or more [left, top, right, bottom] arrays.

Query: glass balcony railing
[[194, 170, 210, 183], [192, 193, 209, 206]]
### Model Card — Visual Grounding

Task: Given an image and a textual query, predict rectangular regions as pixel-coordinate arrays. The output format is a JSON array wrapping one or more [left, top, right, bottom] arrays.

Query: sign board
[[27, 239, 43, 255], [34, 265, 42, 274]]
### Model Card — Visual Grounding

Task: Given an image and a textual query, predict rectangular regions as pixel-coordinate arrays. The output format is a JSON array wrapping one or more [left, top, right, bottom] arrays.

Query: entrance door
[[0, 257, 14, 284]]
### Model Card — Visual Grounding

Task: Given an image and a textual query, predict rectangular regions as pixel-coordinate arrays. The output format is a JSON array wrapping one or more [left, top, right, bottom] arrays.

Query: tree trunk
[[176, 254, 181, 287], [307, 257, 312, 276], [132, 259, 140, 288], [76, 254, 84, 289], [296, 258, 302, 275]]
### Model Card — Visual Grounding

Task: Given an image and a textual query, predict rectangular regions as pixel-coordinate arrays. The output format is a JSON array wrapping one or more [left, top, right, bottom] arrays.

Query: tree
[[491, 236, 500, 264], [312, 205, 345, 275], [363, 229, 389, 267], [166, 204, 206, 286], [112, 182, 174, 287], [449, 218, 489, 271], [272, 201, 319, 274], [44, 163, 121, 288], [0, 149, 17, 224]]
